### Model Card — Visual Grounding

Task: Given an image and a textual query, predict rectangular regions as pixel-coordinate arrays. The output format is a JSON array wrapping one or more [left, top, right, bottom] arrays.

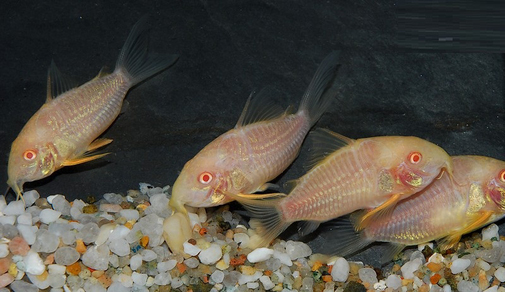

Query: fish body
[[236, 128, 453, 248], [169, 52, 341, 213], [7, 18, 178, 200], [329, 155, 505, 259]]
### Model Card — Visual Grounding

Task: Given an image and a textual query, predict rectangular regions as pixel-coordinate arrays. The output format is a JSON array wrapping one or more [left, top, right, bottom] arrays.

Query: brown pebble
[[82, 204, 98, 214], [188, 238, 197, 245], [225, 229, 234, 239], [35, 198, 51, 209]]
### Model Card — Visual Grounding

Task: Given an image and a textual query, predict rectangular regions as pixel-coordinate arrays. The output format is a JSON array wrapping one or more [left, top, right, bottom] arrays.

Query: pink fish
[[7, 18, 178, 201], [327, 155, 505, 260], [233, 128, 454, 248], [169, 52, 341, 214]]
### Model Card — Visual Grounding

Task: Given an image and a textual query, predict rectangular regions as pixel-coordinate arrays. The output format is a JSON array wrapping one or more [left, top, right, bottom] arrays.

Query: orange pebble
[[44, 254, 55, 265], [140, 235, 149, 248], [311, 261, 323, 271], [430, 273, 442, 284], [124, 221, 134, 229], [264, 270, 273, 276], [177, 262, 187, 274], [37, 270, 49, 281], [322, 275, 333, 282], [76, 239, 87, 254], [230, 254, 247, 267], [202, 275, 209, 283], [427, 262, 442, 272], [66, 262, 82, 275], [97, 274, 112, 287], [199, 228, 208, 236], [328, 265, 333, 274]]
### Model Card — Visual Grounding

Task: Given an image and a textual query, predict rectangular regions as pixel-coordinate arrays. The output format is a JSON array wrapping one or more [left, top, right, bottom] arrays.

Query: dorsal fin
[[46, 61, 77, 103], [305, 128, 354, 170], [92, 66, 110, 80], [235, 87, 286, 128]]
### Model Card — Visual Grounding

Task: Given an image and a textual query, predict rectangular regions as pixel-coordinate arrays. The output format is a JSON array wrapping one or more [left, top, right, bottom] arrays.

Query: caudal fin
[[116, 16, 179, 86], [232, 193, 291, 249], [298, 51, 341, 126]]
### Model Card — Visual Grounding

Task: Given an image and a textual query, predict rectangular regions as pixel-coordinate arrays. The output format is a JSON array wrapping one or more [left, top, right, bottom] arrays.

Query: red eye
[[23, 150, 37, 161], [408, 152, 422, 164], [499, 169, 505, 183], [199, 172, 213, 184]]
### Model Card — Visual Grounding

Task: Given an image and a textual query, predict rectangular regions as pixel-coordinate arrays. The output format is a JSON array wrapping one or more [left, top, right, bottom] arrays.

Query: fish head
[[170, 144, 234, 214], [382, 137, 453, 194], [7, 135, 57, 199]]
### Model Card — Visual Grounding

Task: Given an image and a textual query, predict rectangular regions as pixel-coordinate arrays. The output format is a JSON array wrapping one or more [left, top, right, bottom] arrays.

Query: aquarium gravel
[[0, 183, 505, 292]]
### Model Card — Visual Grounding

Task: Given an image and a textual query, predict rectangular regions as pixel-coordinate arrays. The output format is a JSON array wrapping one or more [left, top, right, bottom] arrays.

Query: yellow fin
[[356, 193, 402, 230], [62, 153, 110, 167], [236, 193, 286, 199], [87, 138, 113, 152], [92, 66, 110, 80], [438, 211, 493, 250]]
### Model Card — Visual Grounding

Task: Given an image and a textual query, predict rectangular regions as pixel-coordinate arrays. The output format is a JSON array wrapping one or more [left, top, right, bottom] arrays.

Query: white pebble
[[273, 250, 292, 266], [171, 277, 184, 289], [457, 280, 479, 292], [494, 267, 505, 282], [386, 274, 402, 290], [198, 243, 222, 265], [109, 238, 130, 257], [3, 200, 25, 215], [17, 213, 32, 225], [484, 286, 499, 292], [141, 249, 158, 262], [247, 282, 259, 289], [118, 273, 133, 287], [0, 196, 6, 211], [0, 215, 16, 225], [476, 258, 491, 271], [247, 247, 274, 263], [233, 233, 250, 247], [39, 209, 62, 224], [24, 250, 45, 275], [183, 241, 201, 256], [81, 245, 110, 270], [211, 270, 224, 283], [238, 271, 262, 285], [358, 267, 378, 284], [109, 225, 130, 241], [119, 209, 139, 221], [374, 280, 387, 290], [331, 257, 350, 282], [17, 224, 38, 245], [285, 240, 312, 260], [157, 260, 177, 273], [0, 244, 8, 258], [48, 264, 66, 275], [95, 223, 116, 246], [23, 190, 40, 207], [401, 258, 422, 279], [482, 224, 499, 241], [130, 254, 143, 271], [132, 272, 148, 286], [451, 258, 471, 274], [154, 272, 172, 285], [259, 275, 275, 290]]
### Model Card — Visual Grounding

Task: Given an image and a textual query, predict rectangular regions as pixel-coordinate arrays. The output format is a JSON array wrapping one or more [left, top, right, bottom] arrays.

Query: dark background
[[1, 1, 504, 264]]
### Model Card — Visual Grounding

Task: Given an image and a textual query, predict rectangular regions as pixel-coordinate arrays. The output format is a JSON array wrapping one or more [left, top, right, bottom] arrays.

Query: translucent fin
[[116, 16, 179, 86], [438, 211, 493, 250], [380, 243, 406, 264], [356, 193, 402, 231], [92, 66, 110, 80], [283, 179, 299, 194], [87, 138, 113, 152], [298, 51, 341, 126], [255, 183, 281, 193], [236, 193, 286, 200], [305, 128, 354, 170], [229, 192, 291, 248], [297, 221, 321, 237], [321, 216, 373, 257], [46, 61, 78, 102], [235, 87, 286, 128], [62, 153, 110, 167]]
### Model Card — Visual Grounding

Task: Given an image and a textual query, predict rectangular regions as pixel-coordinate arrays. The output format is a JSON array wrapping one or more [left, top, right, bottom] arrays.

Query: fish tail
[[233, 193, 291, 249], [298, 51, 341, 127], [116, 16, 179, 86]]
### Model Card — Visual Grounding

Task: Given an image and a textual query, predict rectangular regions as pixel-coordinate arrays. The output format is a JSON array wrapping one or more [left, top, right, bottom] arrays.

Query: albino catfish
[[170, 52, 341, 214], [7, 17, 178, 201]]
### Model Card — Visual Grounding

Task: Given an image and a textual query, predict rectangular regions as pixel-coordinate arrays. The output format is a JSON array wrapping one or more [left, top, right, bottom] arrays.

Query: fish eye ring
[[23, 150, 37, 161], [408, 152, 422, 164], [199, 172, 213, 184]]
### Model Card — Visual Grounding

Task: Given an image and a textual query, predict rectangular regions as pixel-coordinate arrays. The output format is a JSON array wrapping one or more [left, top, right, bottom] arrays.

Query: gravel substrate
[[0, 183, 504, 292]]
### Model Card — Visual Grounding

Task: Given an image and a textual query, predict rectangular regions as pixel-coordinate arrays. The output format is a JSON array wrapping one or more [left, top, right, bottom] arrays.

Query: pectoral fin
[[356, 193, 402, 230], [62, 153, 110, 166], [438, 211, 493, 250], [87, 138, 113, 151]]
